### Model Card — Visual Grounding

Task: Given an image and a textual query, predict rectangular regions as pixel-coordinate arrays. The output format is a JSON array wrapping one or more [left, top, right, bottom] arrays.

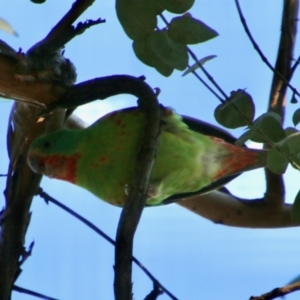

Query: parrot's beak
[[27, 151, 46, 174]]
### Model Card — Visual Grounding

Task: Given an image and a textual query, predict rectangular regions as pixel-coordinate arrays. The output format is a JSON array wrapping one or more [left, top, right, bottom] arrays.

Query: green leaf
[[293, 108, 300, 126], [149, 0, 165, 14], [214, 90, 255, 129], [283, 130, 300, 170], [250, 113, 285, 143], [157, 0, 195, 14], [168, 15, 218, 44], [182, 55, 216, 76], [266, 145, 289, 174], [133, 40, 173, 76], [235, 112, 283, 145], [292, 189, 300, 224], [116, 0, 158, 41], [31, 0, 46, 3], [267, 128, 300, 171], [150, 30, 188, 70]]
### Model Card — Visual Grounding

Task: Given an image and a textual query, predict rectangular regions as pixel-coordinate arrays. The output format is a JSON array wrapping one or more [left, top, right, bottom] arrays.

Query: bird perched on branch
[[27, 106, 267, 206]]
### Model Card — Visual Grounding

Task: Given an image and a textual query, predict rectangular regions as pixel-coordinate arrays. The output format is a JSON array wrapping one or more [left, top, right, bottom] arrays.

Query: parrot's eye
[[43, 141, 51, 149]]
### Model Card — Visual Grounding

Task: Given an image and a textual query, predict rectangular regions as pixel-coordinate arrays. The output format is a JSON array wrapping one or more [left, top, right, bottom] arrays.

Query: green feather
[[28, 106, 267, 207]]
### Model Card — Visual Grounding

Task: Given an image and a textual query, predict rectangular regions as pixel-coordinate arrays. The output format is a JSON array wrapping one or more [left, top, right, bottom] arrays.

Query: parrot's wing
[[181, 115, 237, 143], [161, 115, 240, 205]]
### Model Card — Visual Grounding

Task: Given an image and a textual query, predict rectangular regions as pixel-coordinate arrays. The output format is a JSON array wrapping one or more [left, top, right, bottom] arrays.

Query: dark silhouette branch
[[47, 75, 154, 111], [0, 103, 66, 300], [113, 88, 161, 299], [13, 285, 60, 300], [37, 188, 178, 300], [264, 0, 298, 207], [144, 281, 163, 300], [234, 0, 300, 98], [27, 0, 99, 55]]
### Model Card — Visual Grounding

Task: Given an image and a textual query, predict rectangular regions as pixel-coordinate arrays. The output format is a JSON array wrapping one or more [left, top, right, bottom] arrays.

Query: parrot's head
[[27, 130, 82, 183]]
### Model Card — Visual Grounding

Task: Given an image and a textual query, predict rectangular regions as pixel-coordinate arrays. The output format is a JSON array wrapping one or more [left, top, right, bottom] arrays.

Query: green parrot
[[27, 106, 267, 206]]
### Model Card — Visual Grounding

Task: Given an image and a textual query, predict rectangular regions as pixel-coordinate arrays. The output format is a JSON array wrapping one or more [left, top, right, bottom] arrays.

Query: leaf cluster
[[215, 90, 300, 222], [116, 0, 218, 76], [215, 90, 300, 174]]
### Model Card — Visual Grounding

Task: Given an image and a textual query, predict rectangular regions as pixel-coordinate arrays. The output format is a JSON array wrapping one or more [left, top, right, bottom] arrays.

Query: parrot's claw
[[124, 184, 160, 201], [124, 184, 130, 196], [147, 184, 160, 198]]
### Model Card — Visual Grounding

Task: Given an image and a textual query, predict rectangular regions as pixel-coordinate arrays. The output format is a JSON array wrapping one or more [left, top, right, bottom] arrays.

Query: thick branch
[[114, 87, 161, 299], [0, 103, 66, 300], [0, 53, 66, 106], [47, 75, 154, 111], [0, 2, 100, 296], [264, 0, 298, 206], [177, 191, 293, 228]]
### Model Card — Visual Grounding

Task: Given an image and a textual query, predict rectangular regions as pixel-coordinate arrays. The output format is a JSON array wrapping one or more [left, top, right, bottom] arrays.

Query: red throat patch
[[43, 153, 81, 184]]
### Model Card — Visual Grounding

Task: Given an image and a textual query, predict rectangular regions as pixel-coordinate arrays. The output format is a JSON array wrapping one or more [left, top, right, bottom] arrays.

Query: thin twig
[[234, 0, 300, 98], [290, 54, 300, 77], [189, 69, 224, 102], [187, 48, 228, 100], [37, 188, 178, 300], [159, 13, 226, 102], [28, 18, 106, 56], [28, 0, 96, 54], [13, 285, 59, 300]]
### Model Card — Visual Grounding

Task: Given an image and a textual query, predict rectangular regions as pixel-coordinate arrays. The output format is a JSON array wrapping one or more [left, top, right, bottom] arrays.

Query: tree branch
[[27, 0, 98, 55], [13, 285, 59, 300], [0, 3, 103, 298], [234, 0, 300, 99], [177, 191, 294, 228], [249, 282, 300, 299], [45, 75, 155, 111], [179, 0, 300, 225], [37, 188, 178, 300], [264, 0, 298, 207], [113, 87, 161, 299], [0, 103, 66, 300]]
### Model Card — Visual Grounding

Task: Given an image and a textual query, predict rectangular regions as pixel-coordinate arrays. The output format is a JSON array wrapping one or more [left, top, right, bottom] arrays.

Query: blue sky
[[1, 1, 300, 299]]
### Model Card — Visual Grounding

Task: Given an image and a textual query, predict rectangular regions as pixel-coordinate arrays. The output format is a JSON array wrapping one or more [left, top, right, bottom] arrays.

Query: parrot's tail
[[210, 137, 268, 180]]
